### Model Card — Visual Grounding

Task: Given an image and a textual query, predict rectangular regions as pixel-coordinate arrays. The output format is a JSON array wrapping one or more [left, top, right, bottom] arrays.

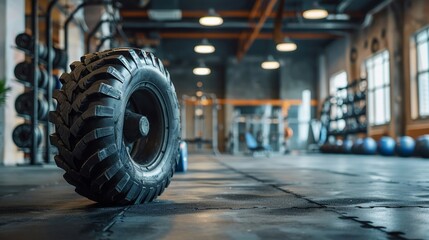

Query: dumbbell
[[15, 91, 49, 120], [12, 123, 43, 149]]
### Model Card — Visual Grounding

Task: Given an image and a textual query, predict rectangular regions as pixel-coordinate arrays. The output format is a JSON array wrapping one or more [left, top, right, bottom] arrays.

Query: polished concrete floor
[[0, 154, 428, 239]]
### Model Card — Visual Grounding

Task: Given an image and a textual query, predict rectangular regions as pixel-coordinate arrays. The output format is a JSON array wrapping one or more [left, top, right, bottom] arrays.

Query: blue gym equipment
[[378, 136, 396, 156], [396, 136, 416, 157]]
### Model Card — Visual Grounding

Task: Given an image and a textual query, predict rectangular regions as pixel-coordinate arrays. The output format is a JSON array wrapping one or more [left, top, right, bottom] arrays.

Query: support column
[[0, 0, 25, 165]]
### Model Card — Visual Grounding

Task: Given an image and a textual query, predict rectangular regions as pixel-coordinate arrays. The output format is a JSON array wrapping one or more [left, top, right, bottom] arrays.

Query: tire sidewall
[[117, 64, 180, 185]]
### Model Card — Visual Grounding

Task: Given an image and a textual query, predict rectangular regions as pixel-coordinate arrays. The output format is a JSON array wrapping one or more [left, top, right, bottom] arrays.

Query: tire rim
[[122, 85, 166, 169]]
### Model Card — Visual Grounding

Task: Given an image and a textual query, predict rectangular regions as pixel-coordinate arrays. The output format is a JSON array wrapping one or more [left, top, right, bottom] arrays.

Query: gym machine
[[181, 93, 220, 155], [229, 108, 285, 155]]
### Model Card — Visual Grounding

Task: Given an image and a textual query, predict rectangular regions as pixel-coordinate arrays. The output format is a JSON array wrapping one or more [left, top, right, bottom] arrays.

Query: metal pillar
[[30, 0, 39, 165], [45, 0, 59, 164]]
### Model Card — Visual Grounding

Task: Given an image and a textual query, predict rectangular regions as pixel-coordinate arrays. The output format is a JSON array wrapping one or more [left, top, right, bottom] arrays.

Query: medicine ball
[[415, 135, 429, 158], [362, 137, 377, 155], [342, 139, 353, 154], [396, 136, 416, 157], [378, 136, 396, 156], [351, 138, 364, 154]]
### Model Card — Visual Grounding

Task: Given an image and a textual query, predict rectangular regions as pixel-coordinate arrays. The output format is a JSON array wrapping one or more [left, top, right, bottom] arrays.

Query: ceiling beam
[[337, 0, 354, 12], [248, 0, 263, 20], [237, 0, 278, 60], [155, 32, 339, 40], [120, 10, 363, 19], [122, 21, 359, 30]]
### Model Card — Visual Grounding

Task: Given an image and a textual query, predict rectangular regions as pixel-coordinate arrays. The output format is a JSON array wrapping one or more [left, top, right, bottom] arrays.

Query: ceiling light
[[276, 38, 297, 52], [303, 2, 328, 19], [261, 55, 280, 70], [193, 62, 211, 75], [196, 90, 203, 97], [194, 39, 215, 54], [199, 9, 223, 26]]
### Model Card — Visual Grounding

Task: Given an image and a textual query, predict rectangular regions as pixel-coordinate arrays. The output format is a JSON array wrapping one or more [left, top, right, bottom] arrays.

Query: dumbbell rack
[[324, 78, 368, 141]]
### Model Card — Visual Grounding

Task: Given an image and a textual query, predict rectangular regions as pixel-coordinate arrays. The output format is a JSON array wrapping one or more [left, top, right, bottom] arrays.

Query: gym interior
[[1, 0, 429, 239]]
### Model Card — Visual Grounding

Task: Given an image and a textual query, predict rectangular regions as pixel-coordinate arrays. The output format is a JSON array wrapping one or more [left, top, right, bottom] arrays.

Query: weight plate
[[12, 123, 42, 149]]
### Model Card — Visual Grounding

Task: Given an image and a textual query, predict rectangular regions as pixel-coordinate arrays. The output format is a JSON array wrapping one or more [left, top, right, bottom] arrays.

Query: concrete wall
[[225, 58, 279, 100], [279, 56, 318, 100], [170, 63, 225, 98], [170, 54, 319, 152]]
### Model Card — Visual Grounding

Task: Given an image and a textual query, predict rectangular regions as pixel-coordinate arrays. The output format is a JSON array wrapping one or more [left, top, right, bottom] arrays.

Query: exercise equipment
[[396, 136, 416, 157], [361, 137, 377, 155], [15, 92, 49, 120], [50, 48, 180, 204], [181, 93, 220, 155], [245, 132, 271, 156], [351, 138, 364, 154], [230, 109, 285, 155], [12, 123, 43, 149], [378, 136, 396, 156], [342, 139, 353, 153], [333, 139, 343, 153], [415, 135, 429, 158], [176, 141, 188, 172], [14, 62, 48, 88], [15, 33, 67, 69]]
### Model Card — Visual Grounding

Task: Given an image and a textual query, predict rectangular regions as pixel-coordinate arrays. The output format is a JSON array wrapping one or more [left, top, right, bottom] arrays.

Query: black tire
[[49, 48, 181, 204]]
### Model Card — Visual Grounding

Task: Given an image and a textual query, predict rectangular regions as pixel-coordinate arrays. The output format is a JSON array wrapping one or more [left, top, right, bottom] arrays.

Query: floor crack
[[213, 156, 409, 240]]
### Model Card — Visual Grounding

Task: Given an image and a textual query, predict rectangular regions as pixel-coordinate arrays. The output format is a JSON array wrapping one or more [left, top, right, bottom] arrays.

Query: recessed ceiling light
[[199, 9, 223, 26], [261, 55, 280, 70], [303, 2, 328, 20], [194, 39, 215, 54], [276, 38, 297, 52]]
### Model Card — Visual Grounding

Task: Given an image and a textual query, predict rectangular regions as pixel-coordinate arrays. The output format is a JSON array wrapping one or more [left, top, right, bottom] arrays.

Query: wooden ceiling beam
[[237, 0, 278, 60]]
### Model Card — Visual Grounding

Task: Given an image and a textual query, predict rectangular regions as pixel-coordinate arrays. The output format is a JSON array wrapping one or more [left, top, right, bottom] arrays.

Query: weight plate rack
[[12, 0, 118, 164], [12, 0, 68, 164]]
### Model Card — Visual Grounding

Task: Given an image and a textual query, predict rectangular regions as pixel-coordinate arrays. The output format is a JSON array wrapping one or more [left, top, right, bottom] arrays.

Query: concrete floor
[[0, 154, 428, 239]]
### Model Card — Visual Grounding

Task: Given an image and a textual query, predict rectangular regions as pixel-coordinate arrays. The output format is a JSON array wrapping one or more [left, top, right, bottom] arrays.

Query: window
[[330, 71, 348, 97], [329, 71, 348, 130], [366, 50, 390, 126], [415, 28, 429, 117]]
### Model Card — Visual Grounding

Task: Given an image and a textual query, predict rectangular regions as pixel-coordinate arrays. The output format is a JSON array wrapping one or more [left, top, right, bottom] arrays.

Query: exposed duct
[[148, 0, 182, 21]]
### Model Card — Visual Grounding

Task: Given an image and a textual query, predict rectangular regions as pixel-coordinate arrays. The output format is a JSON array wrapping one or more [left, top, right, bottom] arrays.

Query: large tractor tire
[[49, 48, 180, 204]]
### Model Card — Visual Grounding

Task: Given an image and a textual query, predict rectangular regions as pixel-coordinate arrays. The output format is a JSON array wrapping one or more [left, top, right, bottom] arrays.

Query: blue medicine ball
[[416, 135, 429, 158], [396, 136, 416, 157], [342, 139, 353, 154], [352, 138, 364, 154], [378, 136, 396, 156], [362, 137, 377, 155]]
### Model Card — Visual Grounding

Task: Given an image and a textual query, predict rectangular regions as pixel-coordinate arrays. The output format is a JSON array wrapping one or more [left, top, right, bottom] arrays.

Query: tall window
[[415, 28, 429, 117], [330, 71, 348, 97], [366, 50, 390, 126], [329, 71, 348, 131]]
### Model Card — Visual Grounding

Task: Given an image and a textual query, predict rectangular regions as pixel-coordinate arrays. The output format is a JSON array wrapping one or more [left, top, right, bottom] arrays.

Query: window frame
[[414, 27, 429, 119], [365, 50, 391, 126]]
